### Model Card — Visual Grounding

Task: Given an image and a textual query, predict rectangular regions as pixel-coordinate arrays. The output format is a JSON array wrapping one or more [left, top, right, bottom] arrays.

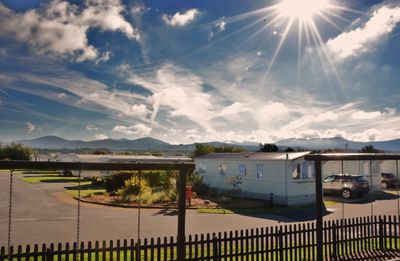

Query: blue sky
[[0, 0, 399, 144]]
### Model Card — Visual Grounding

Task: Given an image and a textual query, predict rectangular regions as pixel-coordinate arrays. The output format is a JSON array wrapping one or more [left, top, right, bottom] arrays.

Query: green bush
[[62, 170, 73, 177], [105, 172, 135, 192], [142, 171, 170, 188], [0, 143, 33, 160], [188, 171, 210, 196], [91, 176, 105, 185]]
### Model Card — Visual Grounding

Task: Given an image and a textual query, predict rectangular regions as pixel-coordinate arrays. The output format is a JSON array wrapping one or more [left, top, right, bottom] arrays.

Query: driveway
[[0, 171, 399, 246]]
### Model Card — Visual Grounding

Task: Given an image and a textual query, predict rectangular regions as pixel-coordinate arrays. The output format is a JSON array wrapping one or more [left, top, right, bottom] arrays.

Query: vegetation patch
[[20, 173, 80, 183], [64, 182, 106, 198]]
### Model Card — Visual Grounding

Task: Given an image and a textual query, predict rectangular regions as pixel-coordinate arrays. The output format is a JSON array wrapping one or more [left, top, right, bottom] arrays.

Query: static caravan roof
[[195, 151, 311, 161]]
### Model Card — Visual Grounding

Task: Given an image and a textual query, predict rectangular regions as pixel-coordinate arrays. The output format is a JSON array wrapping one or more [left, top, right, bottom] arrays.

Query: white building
[[381, 160, 400, 176], [194, 152, 315, 206]]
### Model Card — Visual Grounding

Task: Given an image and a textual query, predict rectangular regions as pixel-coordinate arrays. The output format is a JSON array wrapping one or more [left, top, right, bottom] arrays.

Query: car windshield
[[383, 173, 394, 178], [354, 176, 368, 183]]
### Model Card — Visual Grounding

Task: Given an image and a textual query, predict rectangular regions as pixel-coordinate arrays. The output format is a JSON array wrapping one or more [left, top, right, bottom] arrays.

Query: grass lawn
[[197, 200, 337, 215], [383, 187, 400, 196], [20, 173, 80, 183], [17, 172, 106, 198], [9, 170, 60, 175], [64, 182, 106, 198]]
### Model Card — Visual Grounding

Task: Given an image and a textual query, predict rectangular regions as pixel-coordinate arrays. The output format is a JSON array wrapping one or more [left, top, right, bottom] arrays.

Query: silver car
[[323, 174, 370, 199]]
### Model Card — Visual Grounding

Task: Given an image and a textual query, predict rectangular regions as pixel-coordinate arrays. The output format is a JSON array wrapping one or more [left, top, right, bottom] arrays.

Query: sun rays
[[193, 0, 364, 99]]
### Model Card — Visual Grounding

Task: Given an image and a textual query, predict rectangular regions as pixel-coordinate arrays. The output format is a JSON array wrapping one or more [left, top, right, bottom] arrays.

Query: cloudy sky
[[0, 0, 399, 144]]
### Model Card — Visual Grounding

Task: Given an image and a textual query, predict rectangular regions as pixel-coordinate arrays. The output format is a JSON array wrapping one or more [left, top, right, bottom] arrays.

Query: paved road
[[0, 172, 399, 246]]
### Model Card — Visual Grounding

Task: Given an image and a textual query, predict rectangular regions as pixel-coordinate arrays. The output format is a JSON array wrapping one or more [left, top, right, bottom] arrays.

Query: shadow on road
[[153, 208, 178, 216], [324, 191, 399, 205]]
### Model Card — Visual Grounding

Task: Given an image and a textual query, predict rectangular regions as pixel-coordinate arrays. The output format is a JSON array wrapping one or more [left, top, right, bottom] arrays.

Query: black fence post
[[136, 239, 141, 261], [213, 236, 219, 261], [379, 217, 384, 251], [315, 159, 324, 261], [177, 169, 187, 261], [332, 223, 337, 260], [46, 247, 53, 261], [278, 229, 284, 261]]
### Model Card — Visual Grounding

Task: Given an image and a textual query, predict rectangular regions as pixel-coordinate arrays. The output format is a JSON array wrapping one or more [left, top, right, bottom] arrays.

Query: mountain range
[[15, 136, 400, 152]]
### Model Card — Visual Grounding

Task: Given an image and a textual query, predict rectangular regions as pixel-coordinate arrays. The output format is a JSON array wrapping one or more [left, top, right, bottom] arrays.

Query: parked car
[[323, 174, 370, 199], [381, 172, 399, 189]]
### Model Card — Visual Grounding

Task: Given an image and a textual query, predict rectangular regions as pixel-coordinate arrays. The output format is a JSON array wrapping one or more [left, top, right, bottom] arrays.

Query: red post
[[186, 186, 192, 206]]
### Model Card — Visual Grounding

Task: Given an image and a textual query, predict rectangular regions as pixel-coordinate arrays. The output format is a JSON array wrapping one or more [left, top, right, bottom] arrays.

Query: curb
[[73, 196, 199, 209]]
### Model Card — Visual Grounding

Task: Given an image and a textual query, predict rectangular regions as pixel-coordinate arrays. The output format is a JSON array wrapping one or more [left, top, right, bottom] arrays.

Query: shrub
[[142, 171, 170, 188], [0, 143, 33, 160], [105, 172, 135, 192], [62, 170, 73, 177], [91, 176, 105, 185], [120, 177, 150, 201], [188, 171, 209, 196]]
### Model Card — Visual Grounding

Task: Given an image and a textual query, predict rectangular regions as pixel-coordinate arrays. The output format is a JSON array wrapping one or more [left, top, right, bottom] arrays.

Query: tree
[[214, 145, 246, 153], [0, 143, 34, 160], [259, 143, 279, 152], [192, 143, 215, 157], [284, 147, 295, 152], [193, 143, 247, 158], [360, 145, 382, 153]]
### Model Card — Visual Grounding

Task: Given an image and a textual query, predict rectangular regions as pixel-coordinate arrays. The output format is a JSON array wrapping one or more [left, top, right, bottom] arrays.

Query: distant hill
[[19, 136, 186, 151], [17, 136, 400, 152], [276, 137, 400, 152]]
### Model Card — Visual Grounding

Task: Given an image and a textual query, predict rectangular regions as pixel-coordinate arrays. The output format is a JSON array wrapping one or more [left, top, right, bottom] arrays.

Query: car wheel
[[342, 189, 352, 199], [381, 182, 388, 189]]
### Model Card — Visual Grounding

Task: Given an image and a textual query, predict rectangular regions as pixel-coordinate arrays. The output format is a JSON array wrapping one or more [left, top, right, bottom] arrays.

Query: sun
[[276, 0, 331, 22]]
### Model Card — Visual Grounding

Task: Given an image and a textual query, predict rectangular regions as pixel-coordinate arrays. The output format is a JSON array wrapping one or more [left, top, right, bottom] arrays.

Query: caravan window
[[238, 164, 246, 176], [219, 163, 227, 175], [293, 161, 315, 181], [257, 164, 264, 178], [302, 161, 315, 180], [293, 163, 301, 180], [198, 163, 206, 174]]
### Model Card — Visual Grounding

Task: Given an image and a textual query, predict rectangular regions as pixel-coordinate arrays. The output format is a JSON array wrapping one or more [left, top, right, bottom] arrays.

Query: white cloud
[[217, 102, 251, 117], [327, 5, 400, 59], [216, 17, 226, 31], [254, 102, 290, 128], [86, 124, 99, 131], [112, 123, 151, 137], [0, 0, 140, 62], [95, 51, 111, 65], [162, 9, 199, 27], [126, 63, 215, 130], [130, 3, 149, 16], [95, 133, 109, 140], [17, 72, 151, 121], [57, 93, 67, 99], [351, 110, 381, 120], [25, 121, 35, 134], [350, 129, 381, 142]]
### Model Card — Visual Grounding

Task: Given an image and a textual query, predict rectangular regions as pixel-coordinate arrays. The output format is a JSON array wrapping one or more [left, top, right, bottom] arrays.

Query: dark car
[[323, 174, 370, 199], [381, 172, 399, 189]]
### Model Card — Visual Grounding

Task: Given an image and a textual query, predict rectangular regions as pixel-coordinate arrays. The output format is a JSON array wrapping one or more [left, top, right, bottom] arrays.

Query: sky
[[0, 0, 399, 144]]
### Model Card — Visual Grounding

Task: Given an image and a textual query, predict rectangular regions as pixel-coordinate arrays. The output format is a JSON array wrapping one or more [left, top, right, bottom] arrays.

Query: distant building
[[45, 153, 190, 177]]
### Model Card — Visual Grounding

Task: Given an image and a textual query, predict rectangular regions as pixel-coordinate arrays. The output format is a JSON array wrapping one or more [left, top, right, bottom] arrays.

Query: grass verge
[[64, 182, 106, 198], [20, 173, 80, 183]]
